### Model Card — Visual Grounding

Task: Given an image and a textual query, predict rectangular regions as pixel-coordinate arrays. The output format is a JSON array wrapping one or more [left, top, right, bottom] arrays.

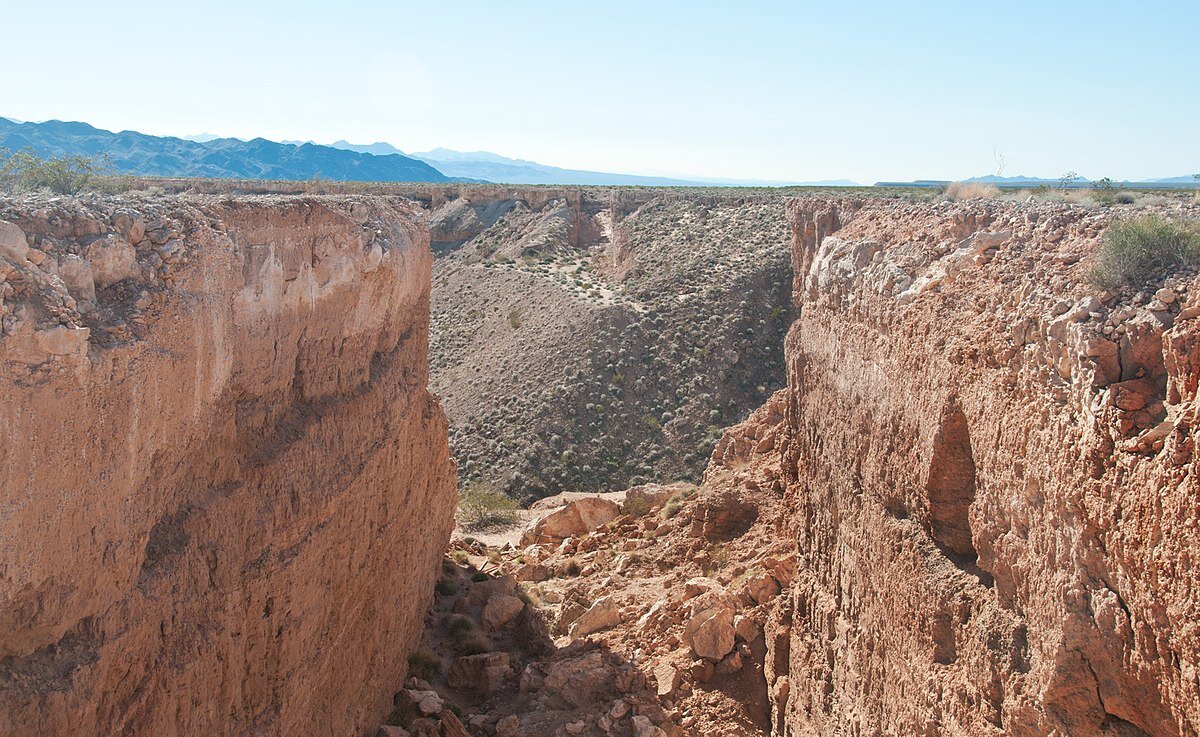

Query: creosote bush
[[456, 482, 520, 531], [0, 148, 112, 195], [1089, 216, 1200, 288]]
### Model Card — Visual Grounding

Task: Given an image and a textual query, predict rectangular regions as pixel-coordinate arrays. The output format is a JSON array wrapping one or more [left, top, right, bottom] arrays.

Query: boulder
[[733, 614, 762, 643], [543, 652, 613, 708], [683, 577, 720, 600], [743, 572, 780, 605], [482, 593, 525, 632], [447, 652, 512, 693], [632, 715, 667, 737], [0, 221, 29, 263], [521, 497, 621, 546], [568, 595, 622, 640], [376, 726, 411, 737], [515, 562, 551, 582], [439, 710, 471, 737], [86, 235, 140, 287], [495, 715, 520, 737], [683, 602, 735, 661], [653, 661, 682, 697], [47, 254, 95, 305]]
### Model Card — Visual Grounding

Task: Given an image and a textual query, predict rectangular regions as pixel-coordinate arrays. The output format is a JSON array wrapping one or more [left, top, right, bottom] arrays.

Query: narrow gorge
[[2, 188, 1197, 737]]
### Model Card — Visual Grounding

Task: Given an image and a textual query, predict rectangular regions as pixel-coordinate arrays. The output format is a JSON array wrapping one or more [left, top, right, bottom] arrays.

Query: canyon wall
[[772, 198, 1200, 736], [0, 195, 455, 736]]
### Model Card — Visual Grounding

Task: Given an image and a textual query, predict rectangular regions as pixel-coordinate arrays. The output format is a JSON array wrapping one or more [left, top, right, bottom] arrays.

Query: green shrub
[[406, 648, 442, 680], [622, 494, 653, 517], [460, 632, 492, 655], [0, 148, 112, 195], [456, 482, 519, 531], [1089, 216, 1200, 287], [447, 614, 476, 637], [1092, 178, 1135, 206]]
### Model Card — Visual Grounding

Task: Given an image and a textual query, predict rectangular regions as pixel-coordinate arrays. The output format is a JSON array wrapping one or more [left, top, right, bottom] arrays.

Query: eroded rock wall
[[0, 195, 455, 737], [772, 198, 1200, 736]]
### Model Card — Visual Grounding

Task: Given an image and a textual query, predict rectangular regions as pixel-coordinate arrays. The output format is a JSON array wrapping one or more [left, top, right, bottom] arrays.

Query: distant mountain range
[[325, 141, 851, 187], [877, 173, 1200, 189], [4, 116, 1193, 188], [0, 118, 451, 182]]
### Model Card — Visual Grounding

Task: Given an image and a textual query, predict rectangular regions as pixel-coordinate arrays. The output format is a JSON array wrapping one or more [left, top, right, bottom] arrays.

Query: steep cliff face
[[0, 195, 455, 736], [774, 198, 1200, 736]]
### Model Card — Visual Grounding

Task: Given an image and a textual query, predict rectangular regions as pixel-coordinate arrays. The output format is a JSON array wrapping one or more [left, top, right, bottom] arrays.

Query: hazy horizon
[[2, 0, 1197, 183]]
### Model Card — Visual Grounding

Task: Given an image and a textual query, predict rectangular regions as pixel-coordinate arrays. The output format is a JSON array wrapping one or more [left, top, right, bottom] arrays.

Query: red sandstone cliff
[[771, 198, 1200, 736], [0, 195, 455, 736]]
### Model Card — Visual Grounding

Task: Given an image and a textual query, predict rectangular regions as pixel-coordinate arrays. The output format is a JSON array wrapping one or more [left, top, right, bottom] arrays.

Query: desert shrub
[[460, 632, 492, 655], [622, 494, 653, 517], [663, 498, 683, 518], [1092, 178, 1135, 206], [561, 558, 582, 577], [1089, 216, 1200, 288], [447, 614, 476, 638], [517, 584, 542, 606], [508, 307, 522, 329], [944, 182, 1000, 200], [434, 578, 459, 596], [406, 648, 442, 680], [456, 482, 519, 531], [0, 148, 112, 194]]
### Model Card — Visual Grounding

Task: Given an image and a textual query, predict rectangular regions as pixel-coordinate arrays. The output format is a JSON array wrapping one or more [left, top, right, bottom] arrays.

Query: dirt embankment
[[0, 194, 456, 737]]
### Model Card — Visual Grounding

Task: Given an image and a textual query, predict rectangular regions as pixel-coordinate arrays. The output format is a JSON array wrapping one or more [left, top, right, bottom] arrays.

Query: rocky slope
[[0, 194, 455, 736], [428, 189, 794, 498]]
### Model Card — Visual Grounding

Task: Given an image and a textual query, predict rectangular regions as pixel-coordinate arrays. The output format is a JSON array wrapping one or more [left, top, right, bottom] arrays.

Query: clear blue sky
[[2, 0, 1196, 182]]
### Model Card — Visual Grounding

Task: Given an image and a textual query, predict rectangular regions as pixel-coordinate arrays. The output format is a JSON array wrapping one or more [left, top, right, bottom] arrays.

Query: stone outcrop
[[771, 198, 1200, 736], [522, 497, 622, 546], [0, 194, 456, 737]]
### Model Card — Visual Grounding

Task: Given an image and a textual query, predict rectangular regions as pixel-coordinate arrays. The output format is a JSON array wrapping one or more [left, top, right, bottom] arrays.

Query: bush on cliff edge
[[1090, 215, 1200, 287]]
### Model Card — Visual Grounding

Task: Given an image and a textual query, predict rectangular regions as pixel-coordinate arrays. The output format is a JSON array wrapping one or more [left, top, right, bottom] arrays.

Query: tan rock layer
[[771, 197, 1200, 736], [0, 195, 456, 737]]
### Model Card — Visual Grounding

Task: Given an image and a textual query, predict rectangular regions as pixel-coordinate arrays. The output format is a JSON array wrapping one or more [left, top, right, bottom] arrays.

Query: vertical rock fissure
[[923, 398, 979, 563]]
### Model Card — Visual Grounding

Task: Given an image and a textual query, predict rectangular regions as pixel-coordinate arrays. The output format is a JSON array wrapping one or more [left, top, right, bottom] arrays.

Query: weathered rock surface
[[0, 194, 456, 737], [771, 198, 1200, 736], [522, 496, 622, 546]]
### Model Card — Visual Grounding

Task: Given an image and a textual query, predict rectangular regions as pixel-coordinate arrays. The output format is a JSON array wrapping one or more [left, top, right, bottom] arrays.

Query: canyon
[[2, 186, 1198, 737]]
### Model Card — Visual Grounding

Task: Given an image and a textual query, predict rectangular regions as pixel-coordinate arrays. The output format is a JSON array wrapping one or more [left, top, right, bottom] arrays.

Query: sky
[[1, 0, 1196, 183]]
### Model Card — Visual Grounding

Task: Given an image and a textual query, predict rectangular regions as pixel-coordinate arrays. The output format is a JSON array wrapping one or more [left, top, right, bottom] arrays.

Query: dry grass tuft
[[944, 182, 1000, 200]]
